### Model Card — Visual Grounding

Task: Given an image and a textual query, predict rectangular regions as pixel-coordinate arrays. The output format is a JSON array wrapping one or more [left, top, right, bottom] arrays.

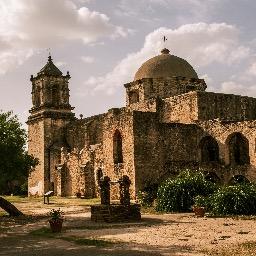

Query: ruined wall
[[28, 120, 45, 195], [160, 92, 198, 123], [133, 111, 162, 192], [133, 111, 200, 192], [66, 114, 106, 150], [196, 120, 256, 183], [127, 98, 157, 112], [197, 92, 256, 121], [102, 108, 135, 199], [125, 77, 206, 107], [58, 144, 103, 197]]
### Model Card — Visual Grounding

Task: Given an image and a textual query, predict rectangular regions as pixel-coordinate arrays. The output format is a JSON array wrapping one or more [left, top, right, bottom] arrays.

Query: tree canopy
[[0, 111, 38, 194]]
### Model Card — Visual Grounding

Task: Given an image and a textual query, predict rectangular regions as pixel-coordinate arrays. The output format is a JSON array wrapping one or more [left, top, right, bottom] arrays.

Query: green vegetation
[[0, 111, 38, 195], [156, 170, 256, 216], [209, 183, 256, 215], [156, 170, 216, 212], [2, 196, 100, 206], [137, 183, 158, 207], [62, 236, 114, 247], [30, 227, 114, 247]]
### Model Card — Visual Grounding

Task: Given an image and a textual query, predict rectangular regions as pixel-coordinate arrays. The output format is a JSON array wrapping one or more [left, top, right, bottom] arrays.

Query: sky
[[1, 0, 256, 126]]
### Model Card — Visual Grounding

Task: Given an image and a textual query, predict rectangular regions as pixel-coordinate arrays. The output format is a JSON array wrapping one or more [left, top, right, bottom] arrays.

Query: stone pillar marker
[[99, 176, 111, 205], [119, 175, 131, 205]]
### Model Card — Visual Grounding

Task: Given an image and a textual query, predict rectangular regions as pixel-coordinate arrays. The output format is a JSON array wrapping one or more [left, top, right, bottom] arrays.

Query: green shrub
[[156, 170, 216, 212], [193, 195, 208, 207], [209, 183, 256, 215], [137, 183, 158, 207]]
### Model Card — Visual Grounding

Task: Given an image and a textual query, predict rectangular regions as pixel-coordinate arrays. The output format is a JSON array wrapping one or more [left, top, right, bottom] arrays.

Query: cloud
[[220, 81, 256, 97], [115, 0, 224, 21], [84, 22, 250, 94], [55, 61, 67, 68], [81, 56, 95, 63], [0, 0, 128, 74], [247, 62, 256, 76]]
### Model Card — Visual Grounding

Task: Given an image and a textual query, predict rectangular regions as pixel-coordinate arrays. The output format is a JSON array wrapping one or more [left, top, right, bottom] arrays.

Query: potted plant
[[193, 195, 207, 217], [48, 208, 64, 232]]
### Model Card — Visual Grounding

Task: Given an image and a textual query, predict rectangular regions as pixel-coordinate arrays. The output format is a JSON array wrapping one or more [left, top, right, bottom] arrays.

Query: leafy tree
[[0, 111, 38, 194]]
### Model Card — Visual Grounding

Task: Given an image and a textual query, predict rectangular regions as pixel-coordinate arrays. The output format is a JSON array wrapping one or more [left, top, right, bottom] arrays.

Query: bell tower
[[27, 55, 75, 196]]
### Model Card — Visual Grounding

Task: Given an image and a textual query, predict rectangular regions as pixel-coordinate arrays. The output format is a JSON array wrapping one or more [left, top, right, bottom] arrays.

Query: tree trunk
[[0, 197, 23, 216]]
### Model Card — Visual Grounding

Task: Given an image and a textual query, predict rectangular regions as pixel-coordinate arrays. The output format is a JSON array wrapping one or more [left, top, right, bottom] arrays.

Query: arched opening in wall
[[200, 136, 219, 163], [205, 172, 221, 184], [113, 130, 123, 164], [34, 86, 41, 107], [129, 90, 139, 104], [229, 175, 249, 185], [96, 168, 103, 184], [227, 133, 250, 165], [52, 85, 59, 106]]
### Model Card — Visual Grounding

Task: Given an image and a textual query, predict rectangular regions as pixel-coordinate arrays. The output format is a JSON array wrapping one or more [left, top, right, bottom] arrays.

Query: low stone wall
[[91, 204, 141, 222]]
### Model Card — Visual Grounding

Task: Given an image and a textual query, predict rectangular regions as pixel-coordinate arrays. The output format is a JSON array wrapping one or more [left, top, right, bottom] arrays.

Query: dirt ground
[[0, 197, 256, 256]]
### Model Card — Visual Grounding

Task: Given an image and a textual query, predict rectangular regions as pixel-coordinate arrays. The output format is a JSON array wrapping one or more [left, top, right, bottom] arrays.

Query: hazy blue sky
[[1, 0, 256, 125]]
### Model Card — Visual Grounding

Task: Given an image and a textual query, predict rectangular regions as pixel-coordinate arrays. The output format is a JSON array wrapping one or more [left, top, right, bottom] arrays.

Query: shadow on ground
[[0, 213, 197, 256]]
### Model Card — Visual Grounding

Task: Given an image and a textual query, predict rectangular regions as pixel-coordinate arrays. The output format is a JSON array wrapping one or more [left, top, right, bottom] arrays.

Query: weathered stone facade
[[28, 48, 256, 198]]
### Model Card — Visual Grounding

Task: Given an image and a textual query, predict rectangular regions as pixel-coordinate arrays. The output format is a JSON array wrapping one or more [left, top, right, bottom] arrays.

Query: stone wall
[[160, 92, 198, 123], [66, 113, 106, 150], [28, 114, 73, 196], [102, 108, 136, 199], [197, 92, 256, 121], [196, 120, 256, 183], [125, 77, 206, 106], [28, 120, 45, 196], [133, 111, 162, 192]]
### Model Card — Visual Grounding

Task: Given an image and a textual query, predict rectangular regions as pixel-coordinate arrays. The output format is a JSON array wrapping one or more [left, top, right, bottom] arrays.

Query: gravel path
[[1, 207, 256, 256]]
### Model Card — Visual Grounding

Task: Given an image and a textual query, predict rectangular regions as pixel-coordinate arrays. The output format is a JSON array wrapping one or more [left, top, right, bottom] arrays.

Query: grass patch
[[62, 236, 114, 247], [30, 227, 57, 238], [205, 241, 256, 256], [0, 211, 8, 217], [30, 227, 114, 247], [1, 196, 100, 207]]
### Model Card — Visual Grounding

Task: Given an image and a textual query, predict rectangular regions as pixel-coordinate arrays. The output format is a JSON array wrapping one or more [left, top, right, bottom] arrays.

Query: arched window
[[227, 133, 250, 165], [129, 90, 139, 104], [113, 130, 123, 164], [52, 85, 59, 106], [229, 175, 249, 185], [200, 136, 219, 162]]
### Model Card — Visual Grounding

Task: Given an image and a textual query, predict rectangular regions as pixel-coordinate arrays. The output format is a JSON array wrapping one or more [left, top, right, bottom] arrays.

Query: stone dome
[[134, 48, 198, 81]]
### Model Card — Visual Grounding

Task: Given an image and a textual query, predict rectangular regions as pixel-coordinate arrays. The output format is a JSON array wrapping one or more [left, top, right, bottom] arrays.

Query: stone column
[[99, 176, 111, 205], [119, 175, 131, 205]]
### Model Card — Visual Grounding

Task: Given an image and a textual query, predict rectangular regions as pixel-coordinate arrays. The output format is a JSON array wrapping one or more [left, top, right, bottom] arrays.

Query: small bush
[[193, 195, 208, 208], [209, 183, 256, 215], [137, 183, 158, 207], [156, 170, 216, 212]]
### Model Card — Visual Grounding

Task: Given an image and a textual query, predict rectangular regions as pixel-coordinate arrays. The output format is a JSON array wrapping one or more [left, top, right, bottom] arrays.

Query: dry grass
[[204, 242, 256, 256], [2, 195, 100, 206]]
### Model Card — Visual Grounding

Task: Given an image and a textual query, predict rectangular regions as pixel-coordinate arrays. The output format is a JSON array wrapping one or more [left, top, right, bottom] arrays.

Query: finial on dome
[[48, 55, 52, 62], [161, 48, 170, 54]]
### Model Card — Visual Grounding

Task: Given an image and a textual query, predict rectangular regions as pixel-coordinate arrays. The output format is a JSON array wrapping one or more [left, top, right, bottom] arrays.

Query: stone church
[[27, 48, 256, 198]]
